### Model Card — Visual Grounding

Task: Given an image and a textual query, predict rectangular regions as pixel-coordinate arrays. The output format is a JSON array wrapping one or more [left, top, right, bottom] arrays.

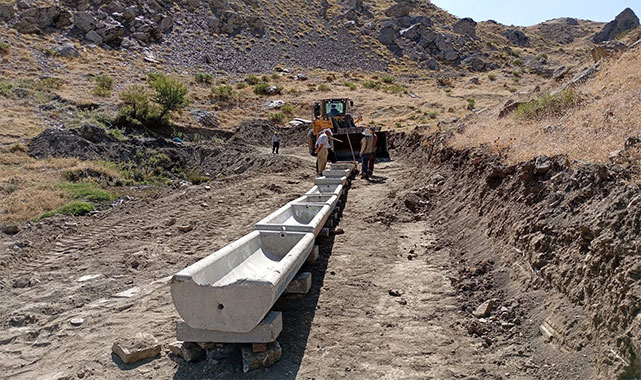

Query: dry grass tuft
[[452, 48, 641, 163]]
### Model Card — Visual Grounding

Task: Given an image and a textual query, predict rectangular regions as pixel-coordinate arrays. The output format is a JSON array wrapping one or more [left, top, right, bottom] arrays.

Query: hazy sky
[[430, 1, 639, 26]]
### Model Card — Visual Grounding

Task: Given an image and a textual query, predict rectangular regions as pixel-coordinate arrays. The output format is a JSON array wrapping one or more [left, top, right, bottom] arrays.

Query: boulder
[[0, 3, 16, 22], [160, 15, 173, 33], [473, 299, 495, 318], [14, 6, 72, 33], [462, 55, 487, 72], [384, 3, 412, 18], [190, 109, 218, 128], [74, 11, 96, 33], [453, 17, 477, 39], [56, 44, 79, 57], [593, 8, 639, 43], [85, 30, 102, 44], [504, 29, 530, 47], [378, 23, 398, 46]]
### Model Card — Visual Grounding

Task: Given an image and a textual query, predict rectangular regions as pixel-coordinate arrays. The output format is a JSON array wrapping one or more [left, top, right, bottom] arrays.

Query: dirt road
[[1, 147, 589, 379]]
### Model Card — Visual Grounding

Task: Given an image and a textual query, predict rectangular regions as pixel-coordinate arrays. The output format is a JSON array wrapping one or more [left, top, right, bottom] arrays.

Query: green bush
[[0, 42, 9, 55], [343, 81, 357, 91], [211, 85, 236, 103], [93, 75, 114, 97], [40, 77, 64, 89], [281, 104, 294, 114], [253, 83, 282, 95], [194, 72, 214, 85], [268, 112, 285, 123], [318, 84, 330, 92], [148, 73, 190, 121], [386, 84, 406, 94], [119, 85, 152, 123], [187, 170, 210, 185], [58, 182, 115, 203], [381, 75, 395, 84], [488, 73, 497, 81], [363, 80, 381, 90], [245, 75, 262, 85], [41, 201, 95, 218], [236, 81, 248, 89], [427, 111, 437, 119], [466, 97, 476, 109], [514, 89, 581, 120]]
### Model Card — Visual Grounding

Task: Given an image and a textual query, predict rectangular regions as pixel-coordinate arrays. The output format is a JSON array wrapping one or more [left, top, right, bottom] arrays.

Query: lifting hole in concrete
[[218, 304, 224, 310]]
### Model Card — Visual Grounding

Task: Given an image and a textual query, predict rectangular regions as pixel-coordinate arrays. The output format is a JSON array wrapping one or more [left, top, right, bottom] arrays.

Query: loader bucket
[[332, 128, 391, 162]]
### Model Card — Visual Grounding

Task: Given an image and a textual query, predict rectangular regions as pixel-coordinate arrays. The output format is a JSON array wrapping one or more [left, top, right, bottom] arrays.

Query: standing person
[[368, 127, 378, 176], [315, 129, 332, 175], [271, 131, 280, 154], [360, 129, 374, 179]]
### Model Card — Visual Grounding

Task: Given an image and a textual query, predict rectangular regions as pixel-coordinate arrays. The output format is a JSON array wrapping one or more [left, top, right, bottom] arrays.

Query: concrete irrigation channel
[[170, 162, 358, 372]]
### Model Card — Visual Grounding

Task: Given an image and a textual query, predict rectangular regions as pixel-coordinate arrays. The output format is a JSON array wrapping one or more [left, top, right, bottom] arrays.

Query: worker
[[360, 129, 374, 179], [328, 104, 340, 117], [315, 129, 332, 175], [368, 127, 378, 175], [271, 131, 280, 154]]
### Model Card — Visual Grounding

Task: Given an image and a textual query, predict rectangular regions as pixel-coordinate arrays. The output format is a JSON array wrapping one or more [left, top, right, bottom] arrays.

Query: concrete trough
[[314, 176, 348, 186], [289, 194, 339, 211], [254, 203, 332, 236], [305, 183, 344, 197], [171, 230, 314, 332], [330, 162, 357, 172], [322, 169, 351, 178]]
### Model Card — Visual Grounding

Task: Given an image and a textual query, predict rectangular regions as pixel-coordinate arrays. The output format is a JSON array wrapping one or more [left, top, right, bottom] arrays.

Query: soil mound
[[28, 125, 304, 178], [228, 119, 310, 148]]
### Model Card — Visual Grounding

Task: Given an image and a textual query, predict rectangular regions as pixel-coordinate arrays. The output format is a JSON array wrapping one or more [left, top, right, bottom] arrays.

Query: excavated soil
[[1, 133, 639, 379]]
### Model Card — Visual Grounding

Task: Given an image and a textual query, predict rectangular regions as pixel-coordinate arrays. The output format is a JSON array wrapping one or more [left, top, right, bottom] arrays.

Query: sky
[[430, 0, 639, 26]]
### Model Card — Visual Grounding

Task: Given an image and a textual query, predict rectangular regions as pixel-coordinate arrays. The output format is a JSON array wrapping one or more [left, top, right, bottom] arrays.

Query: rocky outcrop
[[504, 29, 530, 47], [593, 8, 639, 43], [5, 2, 174, 46], [591, 40, 628, 62], [453, 18, 477, 39], [13, 6, 72, 34]]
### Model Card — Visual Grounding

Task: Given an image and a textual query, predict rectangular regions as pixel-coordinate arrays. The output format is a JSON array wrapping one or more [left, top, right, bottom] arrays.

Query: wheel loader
[[306, 98, 390, 162]]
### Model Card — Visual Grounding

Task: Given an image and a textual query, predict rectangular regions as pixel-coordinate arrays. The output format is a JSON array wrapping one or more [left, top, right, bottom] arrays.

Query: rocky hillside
[[1, 1, 637, 73]]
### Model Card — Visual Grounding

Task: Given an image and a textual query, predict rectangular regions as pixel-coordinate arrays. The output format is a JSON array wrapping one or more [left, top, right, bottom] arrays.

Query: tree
[[149, 73, 189, 121]]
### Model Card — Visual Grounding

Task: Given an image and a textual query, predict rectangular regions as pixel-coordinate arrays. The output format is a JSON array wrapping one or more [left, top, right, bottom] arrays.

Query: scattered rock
[[201, 202, 209, 208], [252, 343, 267, 353], [241, 341, 281, 373], [168, 341, 205, 362], [70, 317, 84, 326], [591, 40, 628, 62], [112, 333, 161, 364], [388, 289, 402, 297], [334, 227, 345, 235], [473, 299, 496, 318], [55, 44, 79, 57], [2, 225, 19, 235], [552, 66, 568, 80], [177, 225, 194, 233]]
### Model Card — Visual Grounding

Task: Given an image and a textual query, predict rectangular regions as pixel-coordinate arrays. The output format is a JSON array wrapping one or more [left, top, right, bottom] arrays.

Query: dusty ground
[[0, 144, 595, 380]]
